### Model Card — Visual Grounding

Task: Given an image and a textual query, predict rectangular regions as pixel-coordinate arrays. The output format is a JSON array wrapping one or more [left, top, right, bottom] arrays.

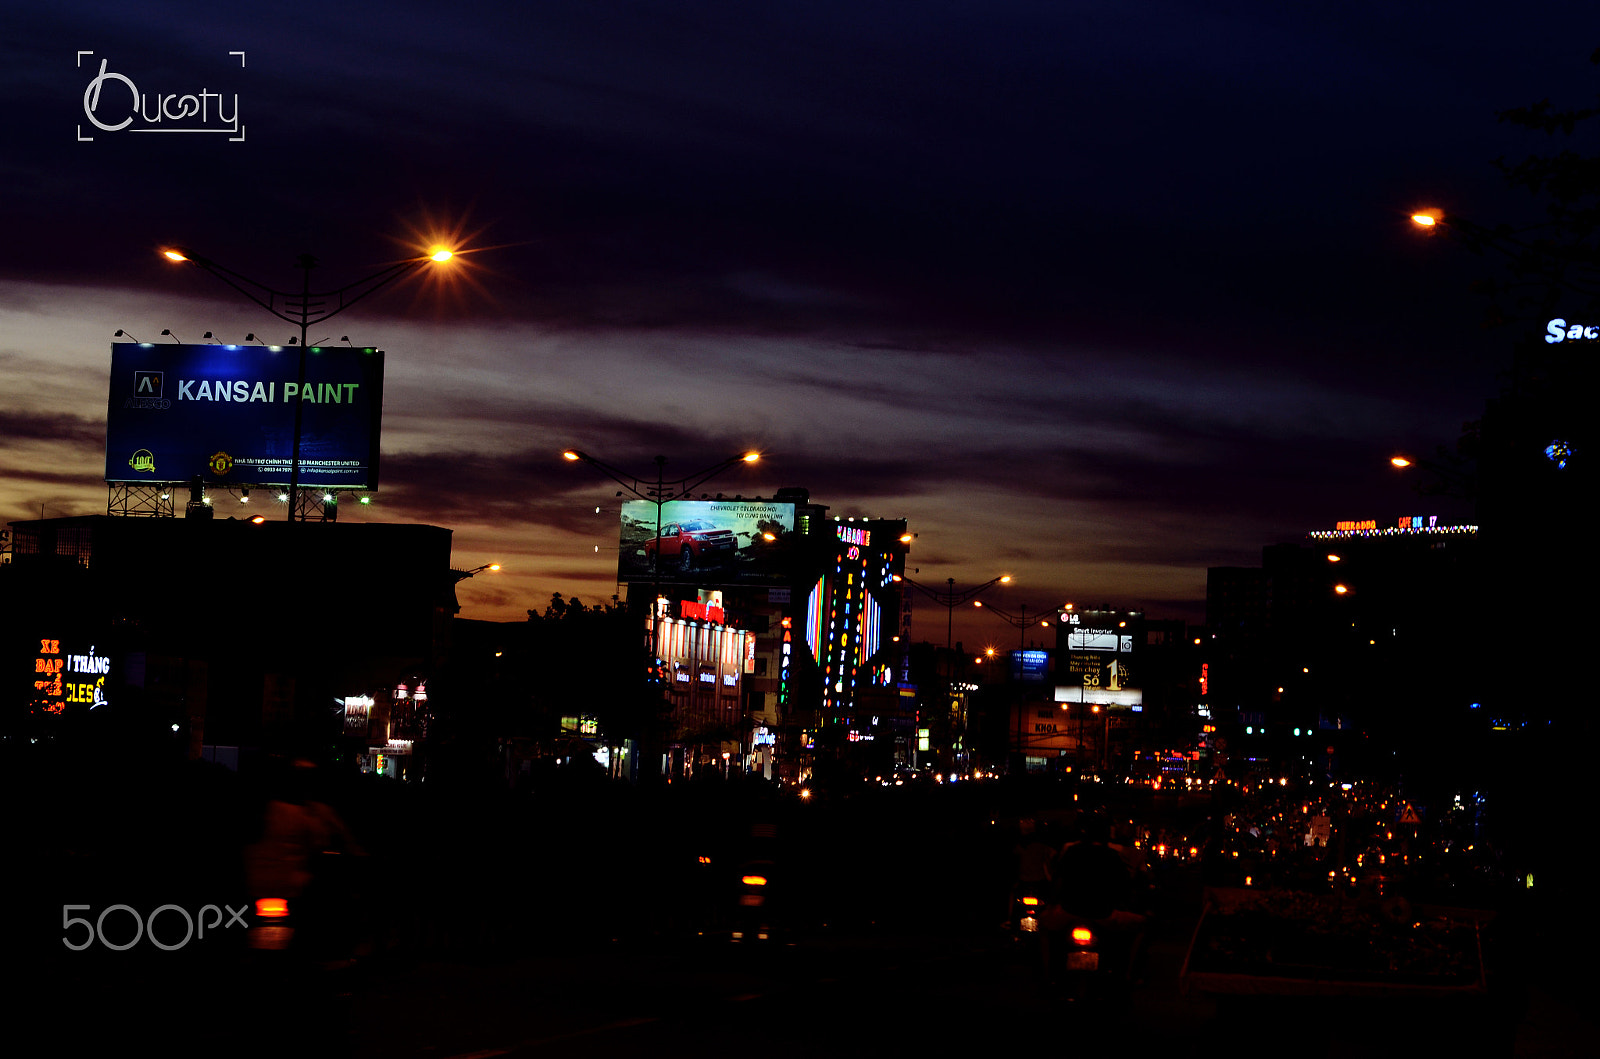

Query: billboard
[[618, 499, 795, 586], [105, 343, 384, 488], [1056, 625, 1142, 709]]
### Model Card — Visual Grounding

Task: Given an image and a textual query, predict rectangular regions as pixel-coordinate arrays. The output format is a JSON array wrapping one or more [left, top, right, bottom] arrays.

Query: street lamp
[[972, 599, 1054, 650], [1388, 450, 1476, 501], [562, 448, 763, 778], [561, 449, 761, 581], [161, 244, 457, 520], [900, 574, 1012, 654], [450, 562, 501, 584], [1408, 207, 1600, 301], [900, 574, 1011, 772]]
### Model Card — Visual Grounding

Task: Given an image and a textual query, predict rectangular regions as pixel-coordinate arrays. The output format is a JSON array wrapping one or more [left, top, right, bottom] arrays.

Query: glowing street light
[[1388, 449, 1475, 501], [450, 562, 502, 586], [561, 446, 764, 587], [972, 598, 1055, 650], [160, 242, 457, 520], [901, 574, 1014, 654], [561, 447, 766, 775]]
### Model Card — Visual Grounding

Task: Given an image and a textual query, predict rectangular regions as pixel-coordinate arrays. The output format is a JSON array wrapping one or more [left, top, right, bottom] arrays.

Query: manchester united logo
[[208, 451, 233, 475]]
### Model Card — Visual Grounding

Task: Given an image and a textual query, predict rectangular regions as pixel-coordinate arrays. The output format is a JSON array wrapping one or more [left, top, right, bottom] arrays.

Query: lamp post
[[161, 244, 457, 520], [450, 562, 502, 582], [561, 450, 761, 583], [971, 599, 1054, 651], [900, 574, 1013, 655], [900, 574, 1011, 773], [561, 448, 762, 777], [1388, 452, 1478, 502]]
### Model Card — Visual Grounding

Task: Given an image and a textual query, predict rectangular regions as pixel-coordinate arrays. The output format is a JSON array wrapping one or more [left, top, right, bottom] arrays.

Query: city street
[[337, 915, 1589, 1059]]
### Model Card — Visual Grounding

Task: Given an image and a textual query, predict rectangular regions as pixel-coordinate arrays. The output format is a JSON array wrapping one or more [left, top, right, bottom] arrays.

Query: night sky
[[3, 3, 1589, 649]]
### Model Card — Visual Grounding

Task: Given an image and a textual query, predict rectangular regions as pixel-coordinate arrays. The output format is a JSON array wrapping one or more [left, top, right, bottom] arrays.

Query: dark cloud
[[0, 411, 104, 447]]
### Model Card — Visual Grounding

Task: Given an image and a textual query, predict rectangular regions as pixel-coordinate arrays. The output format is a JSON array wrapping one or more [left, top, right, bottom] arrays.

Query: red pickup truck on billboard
[[646, 519, 738, 571]]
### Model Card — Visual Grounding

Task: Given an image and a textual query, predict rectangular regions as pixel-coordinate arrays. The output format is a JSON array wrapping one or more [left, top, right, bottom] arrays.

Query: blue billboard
[[105, 343, 384, 488]]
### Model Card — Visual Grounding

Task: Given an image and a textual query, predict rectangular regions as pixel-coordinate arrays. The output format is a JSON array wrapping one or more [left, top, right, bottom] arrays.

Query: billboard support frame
[[107, 482, 175, 518]]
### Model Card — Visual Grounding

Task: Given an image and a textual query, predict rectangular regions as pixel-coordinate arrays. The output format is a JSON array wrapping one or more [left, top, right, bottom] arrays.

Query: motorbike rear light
[[256, 898, 290, 920], [741, 875, 768, 887], [1021, 896, 1040, 907], [1071, 926, 1094, 945]]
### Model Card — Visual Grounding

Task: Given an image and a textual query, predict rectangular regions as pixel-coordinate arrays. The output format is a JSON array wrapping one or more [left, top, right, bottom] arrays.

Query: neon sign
[[681, 599, 726, 624], [1313, 517, 1477, 539], [836, 525, 871, 547], [32, 639, 111, 714], [1545, 318, 1600, 343]]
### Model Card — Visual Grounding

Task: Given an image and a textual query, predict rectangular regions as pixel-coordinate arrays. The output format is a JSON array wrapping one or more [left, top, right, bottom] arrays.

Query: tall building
[[1205, 514, 1481, 777], [613, 489, 909, 781]]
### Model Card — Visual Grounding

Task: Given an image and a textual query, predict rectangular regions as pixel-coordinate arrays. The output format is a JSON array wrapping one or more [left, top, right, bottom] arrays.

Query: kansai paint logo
[[78, 51, 246, 141]]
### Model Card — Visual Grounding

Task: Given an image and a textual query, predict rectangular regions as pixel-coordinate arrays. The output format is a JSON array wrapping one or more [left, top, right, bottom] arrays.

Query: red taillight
[[256, 898, 290, 919], [1021, 896, 1040, 907], [741, 875, 768, 887], [1071, 926, 1094, 945]]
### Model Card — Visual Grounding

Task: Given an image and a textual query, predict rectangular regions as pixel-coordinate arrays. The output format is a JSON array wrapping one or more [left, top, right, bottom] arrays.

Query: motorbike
[[731, 859, 776, 943], [1036, 905, 1146, 1001], [1008, 884, 1048, 939]]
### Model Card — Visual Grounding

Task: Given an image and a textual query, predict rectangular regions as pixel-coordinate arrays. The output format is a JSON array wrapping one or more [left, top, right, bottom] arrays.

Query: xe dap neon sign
[[33, 639, 111, 714]]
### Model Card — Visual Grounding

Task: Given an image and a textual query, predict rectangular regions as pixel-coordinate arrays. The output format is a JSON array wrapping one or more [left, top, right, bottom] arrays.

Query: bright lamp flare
[[1411, 214, 1436, 227], [742, 452, 761, 463], [1390, 456, 1413, 468], [429, 247, 454, 262], [162, 249, 188, 262]]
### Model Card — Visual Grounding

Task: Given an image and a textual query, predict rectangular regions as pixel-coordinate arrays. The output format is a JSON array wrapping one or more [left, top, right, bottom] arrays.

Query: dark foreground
[[10, 762, 1597, 1057]]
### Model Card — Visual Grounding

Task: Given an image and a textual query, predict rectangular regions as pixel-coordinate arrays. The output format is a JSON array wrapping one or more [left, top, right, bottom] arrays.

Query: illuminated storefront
[[649, 610, 755, 741]]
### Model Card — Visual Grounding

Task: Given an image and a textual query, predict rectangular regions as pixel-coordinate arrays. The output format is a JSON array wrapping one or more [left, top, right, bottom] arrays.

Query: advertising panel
[[618, 499, 795, 586], [105, 343, 384, 488], [31, 637, 112, 715], [1057, 625, 1142, 709], [1011, 649, 1050, 683]]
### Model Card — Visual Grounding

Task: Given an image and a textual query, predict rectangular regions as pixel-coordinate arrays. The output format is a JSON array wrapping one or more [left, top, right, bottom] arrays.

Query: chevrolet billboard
[[618, 499, 795, 586]]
